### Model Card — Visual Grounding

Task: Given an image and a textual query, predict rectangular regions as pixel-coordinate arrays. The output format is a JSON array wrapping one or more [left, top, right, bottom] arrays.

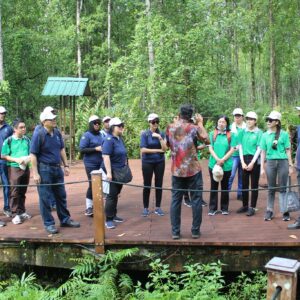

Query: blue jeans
[[0, 163, 10, 210], [37, 164, 70, 227], [228, 156, 242, 197], [170, 172, 203, 235]]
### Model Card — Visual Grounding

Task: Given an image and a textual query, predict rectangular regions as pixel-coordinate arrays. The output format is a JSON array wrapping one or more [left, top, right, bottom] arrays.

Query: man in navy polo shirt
[[0, 106, 13, 218], [30, 110, 80, 234]]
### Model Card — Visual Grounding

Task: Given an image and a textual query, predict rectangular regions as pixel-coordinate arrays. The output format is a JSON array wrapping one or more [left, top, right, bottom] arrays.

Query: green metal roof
[[41, 77, 91, 96]]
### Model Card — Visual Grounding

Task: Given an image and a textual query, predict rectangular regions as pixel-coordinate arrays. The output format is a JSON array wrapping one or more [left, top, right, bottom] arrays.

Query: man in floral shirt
[[166, 104, 208, 240]]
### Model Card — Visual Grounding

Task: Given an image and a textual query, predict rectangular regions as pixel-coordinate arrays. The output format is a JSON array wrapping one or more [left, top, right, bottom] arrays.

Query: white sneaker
[[12, 215, 23, 225], [20, 212, 32, 220]]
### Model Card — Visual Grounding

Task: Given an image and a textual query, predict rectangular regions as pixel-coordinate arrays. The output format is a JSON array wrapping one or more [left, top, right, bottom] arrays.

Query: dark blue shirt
[[30, 127, 64, 164], [79, 131, 103, 168], [140, 129, 165, 163], [102, 134, 127, 169], [0, 123, 13, 164]]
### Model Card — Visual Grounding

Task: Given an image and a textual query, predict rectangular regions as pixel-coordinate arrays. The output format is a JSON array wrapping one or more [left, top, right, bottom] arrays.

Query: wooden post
[[265, 257, 300, 300], [91, 170, 105, 254]]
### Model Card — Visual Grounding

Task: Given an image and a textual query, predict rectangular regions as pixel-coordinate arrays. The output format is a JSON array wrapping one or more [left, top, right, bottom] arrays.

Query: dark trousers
[[37, 164, 71, 227], [209, 168, 231, 211], [0, 163, 10, 210], [8, 167, 30, 215], [85, 165, 101, 200], [242, 155, 260, 208], [105, 181, 123, 221], [142, 161, 165, 208], [170, 172, 203, 235]]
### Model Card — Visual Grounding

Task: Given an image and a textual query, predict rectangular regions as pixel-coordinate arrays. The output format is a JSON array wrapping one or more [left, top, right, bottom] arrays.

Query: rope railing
[[0, 179, 299, 193]]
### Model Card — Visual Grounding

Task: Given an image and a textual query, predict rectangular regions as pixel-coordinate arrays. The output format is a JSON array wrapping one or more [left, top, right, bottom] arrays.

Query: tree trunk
[[76, 0, 82, 78], [145, 0, 155, 107], [250, 44, 256, 103], [0, 0, 4, 81], [107, 0, 112, 108], [269, 0, 278, 107]]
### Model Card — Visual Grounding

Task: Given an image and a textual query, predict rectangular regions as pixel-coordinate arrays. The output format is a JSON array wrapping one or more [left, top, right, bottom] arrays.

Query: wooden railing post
[[265, 257, 300, 300], [91, 170, 105, 254]]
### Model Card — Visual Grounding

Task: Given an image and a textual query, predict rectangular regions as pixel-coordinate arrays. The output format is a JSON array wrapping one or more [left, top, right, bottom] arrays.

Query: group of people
[[1, 103, 300, 238], [0, 106, 80, 234]]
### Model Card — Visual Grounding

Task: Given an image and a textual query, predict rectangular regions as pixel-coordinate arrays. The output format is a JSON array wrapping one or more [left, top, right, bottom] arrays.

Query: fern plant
[[48, 248, 138, 300]]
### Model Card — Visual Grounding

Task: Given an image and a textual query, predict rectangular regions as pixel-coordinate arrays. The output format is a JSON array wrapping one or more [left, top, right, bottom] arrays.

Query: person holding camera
[[260, 111, 293, 221], [166, 104, 208, 240]]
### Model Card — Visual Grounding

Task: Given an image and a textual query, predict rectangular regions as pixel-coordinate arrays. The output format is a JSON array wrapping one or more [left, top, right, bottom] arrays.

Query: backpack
[[36, 126, 62, 150], [7, 136, 30, 156], [212, 129, 231, 145]]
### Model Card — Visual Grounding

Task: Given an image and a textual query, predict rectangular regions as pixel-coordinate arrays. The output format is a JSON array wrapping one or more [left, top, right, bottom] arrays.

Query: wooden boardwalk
[[1, 159, 300, 248]]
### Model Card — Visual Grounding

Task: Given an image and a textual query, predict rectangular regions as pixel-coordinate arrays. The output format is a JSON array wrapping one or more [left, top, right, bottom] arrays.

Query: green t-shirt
[[238, 128, 262, 156], [1, 135, 30, 168], [230, 125, 245, 157], [208, 131, 237, 171], [260, 130, 290, 160]]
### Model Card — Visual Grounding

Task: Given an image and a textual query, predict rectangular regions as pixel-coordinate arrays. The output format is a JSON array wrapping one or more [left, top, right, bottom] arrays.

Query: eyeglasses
[[266, 118, 276, 123], [0, 112, 6, 115], [116, 124, 124, 128], [104, 120, 110, 123], [245, 117, 256, 121], [93, 121, 101, 125], [150, 119, 159, 124], [234, 114, 243, 118]]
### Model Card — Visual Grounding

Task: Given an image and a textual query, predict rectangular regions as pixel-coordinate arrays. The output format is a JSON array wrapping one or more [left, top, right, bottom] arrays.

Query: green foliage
[[226, 271, 267, 300], [0, 249, 268, 300], [131, 259, 227, 300]]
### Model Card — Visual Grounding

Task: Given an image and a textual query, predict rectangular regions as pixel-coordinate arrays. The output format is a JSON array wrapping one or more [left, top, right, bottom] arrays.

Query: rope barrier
[[0, 178, 299, 193]]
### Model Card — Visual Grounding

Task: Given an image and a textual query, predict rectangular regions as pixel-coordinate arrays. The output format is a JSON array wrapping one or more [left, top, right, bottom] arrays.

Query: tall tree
[[0, 0, 4, 81], [76, 0, 83, 77], [107, 0, 112, 107], [269, 0, 278, 107], [145, 0, 155, 107]]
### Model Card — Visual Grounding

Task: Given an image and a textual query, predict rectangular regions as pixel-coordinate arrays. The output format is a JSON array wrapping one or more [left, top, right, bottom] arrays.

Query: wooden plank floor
[[0, 159, 300, 247]]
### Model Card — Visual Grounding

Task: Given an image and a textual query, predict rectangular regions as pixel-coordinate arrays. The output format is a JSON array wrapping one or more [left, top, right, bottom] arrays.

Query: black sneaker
[[201, 200, 208, 207], [192, 231, 201, 239], [172, 234, 180, 240], [221, 210, 229, 215], [0, 220, 6, 227], [184, 201, 192, 208], [3, 209, 12, 218], [246, 207, 255, 216], [236, 206, 248, 213], [85, 207, 93, 217], [208, 210, 217, 216], [282, 212, 290, 221], [61, 219, 80, 228], [264, 210, 274, 221], [113, 216, 124, 223]]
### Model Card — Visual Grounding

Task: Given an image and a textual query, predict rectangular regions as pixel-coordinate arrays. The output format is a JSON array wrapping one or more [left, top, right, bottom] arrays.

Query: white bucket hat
[[89, 115, 100, 123], [148, 113, 159, 121], [267, 111, 281, 121], [109, 117, 123, 127], [40, 111, 57, 122], [246, 111, 258, 120], [232, 108, 244, 116], [212, 165, 224, 182], [0, 106, 7, 113]]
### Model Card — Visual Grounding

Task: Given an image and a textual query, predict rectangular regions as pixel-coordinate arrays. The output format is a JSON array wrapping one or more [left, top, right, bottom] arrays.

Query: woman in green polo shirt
[[208, 115, 236, 215], [237, 111, 262, 216], [260, 111, 293, 221]]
